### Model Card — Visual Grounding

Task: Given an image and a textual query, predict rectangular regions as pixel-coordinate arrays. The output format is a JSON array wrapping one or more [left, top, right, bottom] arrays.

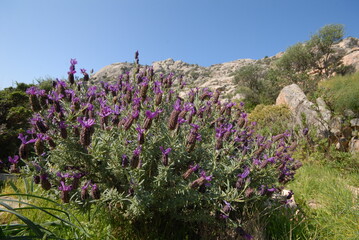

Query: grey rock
[[276, 84, 329, 136], [316, 98, 332, 123], [350, 118, 359, 127], [330, 116, 343, 136], [344, 109, 356, 118], [349, 138, 359, 152]]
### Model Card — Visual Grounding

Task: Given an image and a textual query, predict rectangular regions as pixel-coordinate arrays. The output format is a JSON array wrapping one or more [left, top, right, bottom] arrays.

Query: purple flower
[[99, 106, 112, 117], [122, 154, 129, 167], [26, 86, 39, 95], [133, 146, 142, 156], [58, 121, 67, 129], [57, 172, 71, 182], [48, 91, 64, 101], [70, 58, 77, 66], [145, 110, 158, 119], [78, 117, 95, 128], [236, 227, 253, 240], [87, 86, 97, 96], [215, 126, 226, 139], [177, 117, 187, 125], [136, 125, 146, 143], [35, 133, 47, 140], [159, 146, 171, 155], [18, 133, 36, 144], [191, 164, 199, 171], [159, 146, 171, 166], [173, 98, 182, 111], [303, 128, 309, 136], [219, 214, 229, 219], [226, 102, 236, 108], [190, 123, 200, 131], [132, 110, 140, 119], [238, 166, 250, 179], [80, 68, 87, 74], [58, 181, 72, 192], [8, 155, 19, 164], [91, 184, 101, 199], [59, 181, 72, 203], [200, 171, 213, 182]]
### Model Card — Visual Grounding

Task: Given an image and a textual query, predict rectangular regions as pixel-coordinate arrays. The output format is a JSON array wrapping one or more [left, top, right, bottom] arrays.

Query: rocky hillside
[[91, 37, 359, 100]]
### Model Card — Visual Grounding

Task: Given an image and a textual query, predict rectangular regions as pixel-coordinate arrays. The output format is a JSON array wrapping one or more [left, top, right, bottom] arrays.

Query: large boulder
[[276, 84, 329, 136]]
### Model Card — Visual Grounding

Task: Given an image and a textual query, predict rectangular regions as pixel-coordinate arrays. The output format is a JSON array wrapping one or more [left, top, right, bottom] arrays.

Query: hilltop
[[91, 37, 359, 100]]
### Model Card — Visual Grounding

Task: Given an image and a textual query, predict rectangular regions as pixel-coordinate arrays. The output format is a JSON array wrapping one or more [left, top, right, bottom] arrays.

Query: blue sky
[[1, 0, 358, 89]]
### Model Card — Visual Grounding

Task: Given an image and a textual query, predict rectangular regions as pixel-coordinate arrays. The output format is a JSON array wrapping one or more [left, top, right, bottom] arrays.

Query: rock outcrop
[[91, 37, 359, 104], [276, 84, 329, 136], [91, 57, 257, 101], [334, 37, 359, 71]]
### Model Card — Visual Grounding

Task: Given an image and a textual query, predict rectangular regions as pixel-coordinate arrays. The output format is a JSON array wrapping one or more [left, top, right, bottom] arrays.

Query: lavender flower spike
[[8, 155, 19, 164], [78, 117, 95, 128], [58, 181, 73, 203], [159, 146, 171, 166]]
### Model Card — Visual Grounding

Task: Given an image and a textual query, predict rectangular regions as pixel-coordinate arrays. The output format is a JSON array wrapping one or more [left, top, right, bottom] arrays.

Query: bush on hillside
[[0, 86, 32, 162], [248, 104, 292, 136], [5, 56, 302, 239], [232, 65, 282, 110], [318, 72, 359, 115], [0, 79, 54, 164]]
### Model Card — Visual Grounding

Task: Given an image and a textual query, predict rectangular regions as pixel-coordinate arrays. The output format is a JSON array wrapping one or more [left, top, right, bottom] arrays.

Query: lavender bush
[[7, 54, 301, 239]]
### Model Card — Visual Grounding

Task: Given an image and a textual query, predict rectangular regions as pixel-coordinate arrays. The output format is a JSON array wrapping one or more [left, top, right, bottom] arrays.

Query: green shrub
[[0, 85, 32, 160], [7, 57, 301, 239], [248, 104, 292, 136], [318, 72, 359, 115], [232, 65, 282, 109]]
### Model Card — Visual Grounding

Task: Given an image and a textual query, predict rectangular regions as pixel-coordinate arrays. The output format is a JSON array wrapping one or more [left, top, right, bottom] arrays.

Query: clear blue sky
[[1, 0, 358, 89]]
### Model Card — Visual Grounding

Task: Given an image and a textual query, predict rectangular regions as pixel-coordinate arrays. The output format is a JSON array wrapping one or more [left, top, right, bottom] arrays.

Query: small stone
[[344, 109, 355, 118], [350, 118, 359, 127], [349, 138, 359, 152]]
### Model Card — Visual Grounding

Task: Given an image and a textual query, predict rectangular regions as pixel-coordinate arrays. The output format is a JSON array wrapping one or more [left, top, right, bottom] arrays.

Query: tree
[[275, 24, 348, 93], [308, 24, 345, 77]]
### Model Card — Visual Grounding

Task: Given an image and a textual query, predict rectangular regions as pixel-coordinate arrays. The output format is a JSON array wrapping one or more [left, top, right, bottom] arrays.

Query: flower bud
[[215, 138, 223, 150], [19, 143, 29, 159], [29, 95, 41, 112], [143, 118, 153, 130], [131, 154, 139, 169], [33, 175, 40, 184], [123, 116, 134, 130], [35, 139, 44, 156], [91, 184, 101, 199], [83, 73, 89, 81], [60, 128, 68, 139], [122, 155, 129, 168], [36, 120, 48, 134], [80, 127, 92, 147], [245, 188, 254, 198], [40, 175, 51, 191], [61, 191, 70, 203], [213, 90, 220, 104], [47, 137, 56, 149], [81, 188, 89, 200], [155, 93, 162, 106], [140, 84, 148, 101], [68, 73, 75, 85], [9, 164, 19, 173], [237, 118, 245, 128], [162, 154, 169, 166]]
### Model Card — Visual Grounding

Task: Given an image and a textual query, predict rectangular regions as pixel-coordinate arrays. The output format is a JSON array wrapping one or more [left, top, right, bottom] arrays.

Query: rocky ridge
[[92, 37, 359, 102], [91, 57, 260, 101]]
